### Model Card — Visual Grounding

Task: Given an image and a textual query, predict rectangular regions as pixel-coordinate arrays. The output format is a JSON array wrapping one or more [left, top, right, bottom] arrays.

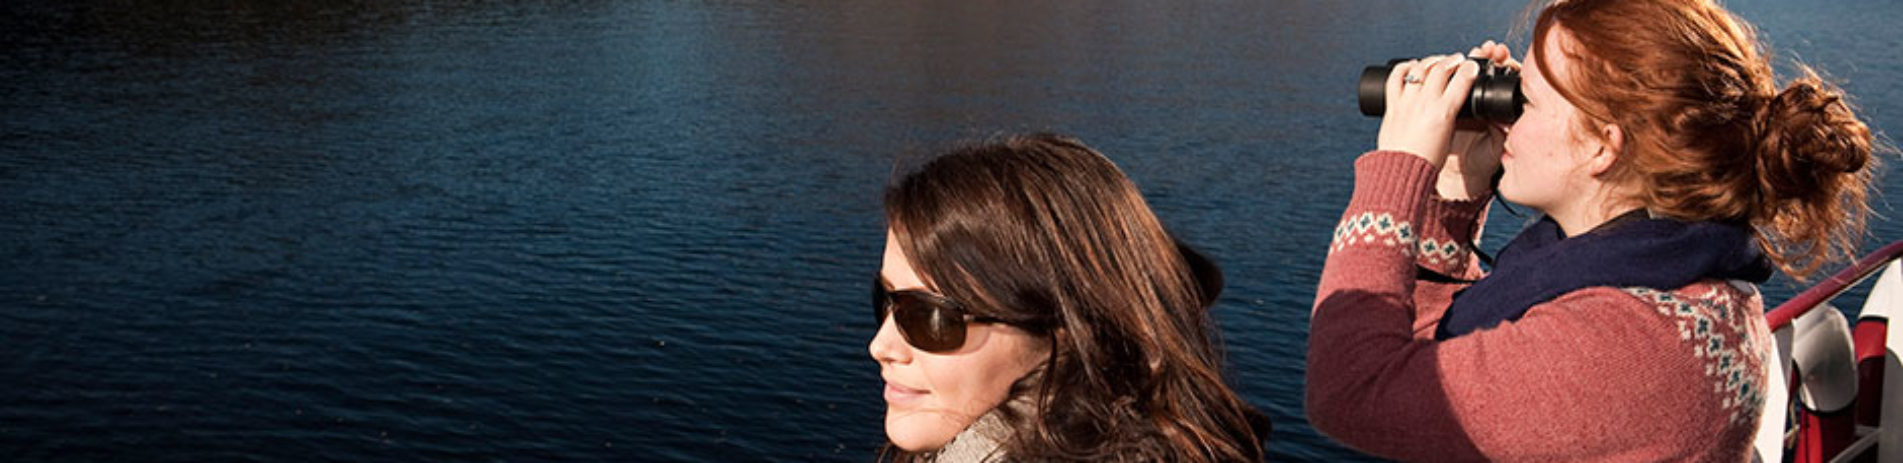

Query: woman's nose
[[868, 315, 911, 365]]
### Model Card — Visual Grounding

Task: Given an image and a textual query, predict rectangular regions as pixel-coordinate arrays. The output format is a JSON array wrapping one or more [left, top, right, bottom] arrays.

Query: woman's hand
[[1438, 41, 1516, 200], [1375, 54, 1481, 167]]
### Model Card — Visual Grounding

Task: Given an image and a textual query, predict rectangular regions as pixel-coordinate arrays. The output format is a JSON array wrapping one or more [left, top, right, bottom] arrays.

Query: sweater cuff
[[1348, 151, 1439, 216], [1422, 193, 1490, 242], [1328, 151, 1440, 257], [1417, 194, 1490, 276]]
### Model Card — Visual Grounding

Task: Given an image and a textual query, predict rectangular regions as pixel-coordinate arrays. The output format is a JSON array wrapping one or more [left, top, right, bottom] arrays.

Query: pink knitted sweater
[[1307, 151, 1772, 461]]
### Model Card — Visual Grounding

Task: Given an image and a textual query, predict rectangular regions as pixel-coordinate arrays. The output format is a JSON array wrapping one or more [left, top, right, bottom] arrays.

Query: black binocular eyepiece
[[1358, 57, 1524, 123]]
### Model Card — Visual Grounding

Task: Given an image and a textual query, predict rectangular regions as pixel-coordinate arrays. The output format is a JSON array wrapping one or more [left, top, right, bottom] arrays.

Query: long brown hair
[[879, 133, 1267, 462], [1530, 0, 1880, 279]]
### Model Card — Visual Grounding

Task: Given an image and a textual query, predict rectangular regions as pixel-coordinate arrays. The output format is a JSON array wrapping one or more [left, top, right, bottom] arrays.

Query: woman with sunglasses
[[869, 133, 1268, 462], [1308, 0, 1878, 460]]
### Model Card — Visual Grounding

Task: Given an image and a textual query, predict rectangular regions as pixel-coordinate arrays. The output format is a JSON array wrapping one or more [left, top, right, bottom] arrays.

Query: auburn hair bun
[[1757, 76, 1872, 176]]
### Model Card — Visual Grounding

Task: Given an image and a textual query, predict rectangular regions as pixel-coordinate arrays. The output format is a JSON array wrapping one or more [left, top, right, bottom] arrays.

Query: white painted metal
[[1792, 304, 1859, 412], [1858, 260, 1902, 463], [1757, 323, 1791, 463]]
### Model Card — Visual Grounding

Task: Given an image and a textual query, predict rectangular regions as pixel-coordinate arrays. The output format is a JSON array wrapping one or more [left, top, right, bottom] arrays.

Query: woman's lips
[[884, 381, 928, 404]]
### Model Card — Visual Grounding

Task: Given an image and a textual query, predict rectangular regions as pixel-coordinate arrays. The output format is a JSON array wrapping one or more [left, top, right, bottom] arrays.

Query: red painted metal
[[1851, 319, 1888, 463], [1854, 319, 1887, 428], [1792, 391, 1860, 462]]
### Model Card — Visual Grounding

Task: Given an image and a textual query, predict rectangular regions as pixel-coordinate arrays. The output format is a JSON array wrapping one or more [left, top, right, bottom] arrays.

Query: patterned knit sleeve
[[1320, 151, 1437, 296], [1408, 184, 1491, 338], [1319, 151, 1479, 338], [1308, 150, 1481, 457], [1416, 190, 1489, 279]]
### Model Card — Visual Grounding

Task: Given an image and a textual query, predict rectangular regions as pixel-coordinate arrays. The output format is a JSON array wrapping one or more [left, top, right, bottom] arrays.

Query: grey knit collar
[[933, 410, 1009, 463]]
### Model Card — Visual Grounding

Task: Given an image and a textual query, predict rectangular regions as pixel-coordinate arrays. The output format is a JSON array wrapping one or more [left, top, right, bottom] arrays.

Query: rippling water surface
[[3, 0, 1901, 460]]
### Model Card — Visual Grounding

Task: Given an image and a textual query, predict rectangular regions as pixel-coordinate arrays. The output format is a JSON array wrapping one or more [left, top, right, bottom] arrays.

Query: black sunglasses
[[872, 278, 1005, 353]]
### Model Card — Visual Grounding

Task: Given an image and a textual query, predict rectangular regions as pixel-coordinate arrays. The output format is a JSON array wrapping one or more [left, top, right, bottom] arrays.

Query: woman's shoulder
[[1547, 281, 1768, 360], [1546, 280, 1764, 330], [1547, 281, 1772, 423]]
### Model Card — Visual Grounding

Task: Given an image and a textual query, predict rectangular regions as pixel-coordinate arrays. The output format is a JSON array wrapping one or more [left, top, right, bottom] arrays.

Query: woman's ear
[[1586, 123, 1624, 176]]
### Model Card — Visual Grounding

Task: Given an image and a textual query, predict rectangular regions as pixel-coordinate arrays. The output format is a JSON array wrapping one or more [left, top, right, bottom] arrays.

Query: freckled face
[[868, 231, 1048, 451], [1499, 26, 1600, 214]]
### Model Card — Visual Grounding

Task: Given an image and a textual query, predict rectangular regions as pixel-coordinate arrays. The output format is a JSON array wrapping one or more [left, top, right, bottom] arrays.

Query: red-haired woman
[[1307, 0, 1879, 460]]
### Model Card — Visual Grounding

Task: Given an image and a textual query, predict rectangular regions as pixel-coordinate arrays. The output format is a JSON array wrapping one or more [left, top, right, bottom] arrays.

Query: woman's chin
[[885, 410, 964, 452]]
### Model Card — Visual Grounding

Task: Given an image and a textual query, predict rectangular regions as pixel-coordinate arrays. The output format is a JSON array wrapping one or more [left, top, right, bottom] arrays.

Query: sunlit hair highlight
[[1530, 0, 1880, 279]]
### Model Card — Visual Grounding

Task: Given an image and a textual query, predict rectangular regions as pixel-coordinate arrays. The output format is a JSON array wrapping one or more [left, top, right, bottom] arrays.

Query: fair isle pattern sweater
[[1307, 152, 1772, 462]]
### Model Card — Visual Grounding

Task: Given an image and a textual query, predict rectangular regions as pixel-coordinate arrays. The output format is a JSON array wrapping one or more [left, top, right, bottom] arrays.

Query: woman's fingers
[[1471, 40, 1519, 70], [1440, 60, 1481, 114], [1420, 54, 1463, 96], [1468, 40, 1493, 59], [1384, 59, 1418, 118]]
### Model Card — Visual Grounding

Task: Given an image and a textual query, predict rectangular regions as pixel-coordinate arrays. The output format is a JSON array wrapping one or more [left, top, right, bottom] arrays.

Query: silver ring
[[1403, 74, 1424, 84]]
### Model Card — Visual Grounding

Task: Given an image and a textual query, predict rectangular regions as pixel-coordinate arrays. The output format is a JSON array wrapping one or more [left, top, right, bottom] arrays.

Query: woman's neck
[[1547, 198, 1644, 238], [1538, 177, 1643, 236]]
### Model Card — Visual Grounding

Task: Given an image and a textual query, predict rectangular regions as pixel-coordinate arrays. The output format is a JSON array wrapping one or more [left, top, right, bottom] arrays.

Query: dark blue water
[[3, 0, 1900, 461]]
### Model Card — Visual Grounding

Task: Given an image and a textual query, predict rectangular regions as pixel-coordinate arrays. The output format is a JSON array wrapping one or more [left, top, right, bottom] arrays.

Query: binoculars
[[1358, 57, 1524, 123]]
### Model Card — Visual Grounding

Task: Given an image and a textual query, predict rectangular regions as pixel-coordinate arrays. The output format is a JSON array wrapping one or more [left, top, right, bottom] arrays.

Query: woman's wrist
[[1433, 159, 1495, 201]]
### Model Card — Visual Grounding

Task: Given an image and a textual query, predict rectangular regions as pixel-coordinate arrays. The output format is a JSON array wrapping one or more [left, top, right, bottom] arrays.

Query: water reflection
[[2, 0, 1900, 461]]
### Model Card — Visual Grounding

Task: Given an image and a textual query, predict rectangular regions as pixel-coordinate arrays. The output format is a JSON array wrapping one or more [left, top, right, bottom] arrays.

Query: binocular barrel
[[1358, 58, 1525, 123]]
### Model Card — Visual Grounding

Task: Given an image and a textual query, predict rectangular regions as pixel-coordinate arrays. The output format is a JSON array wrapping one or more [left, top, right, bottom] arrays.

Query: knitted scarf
[[1434, 211, 1773, 340]]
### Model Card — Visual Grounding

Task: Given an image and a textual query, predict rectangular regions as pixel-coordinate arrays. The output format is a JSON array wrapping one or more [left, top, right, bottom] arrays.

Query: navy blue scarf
[[1434, 211, 1773, 340]]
